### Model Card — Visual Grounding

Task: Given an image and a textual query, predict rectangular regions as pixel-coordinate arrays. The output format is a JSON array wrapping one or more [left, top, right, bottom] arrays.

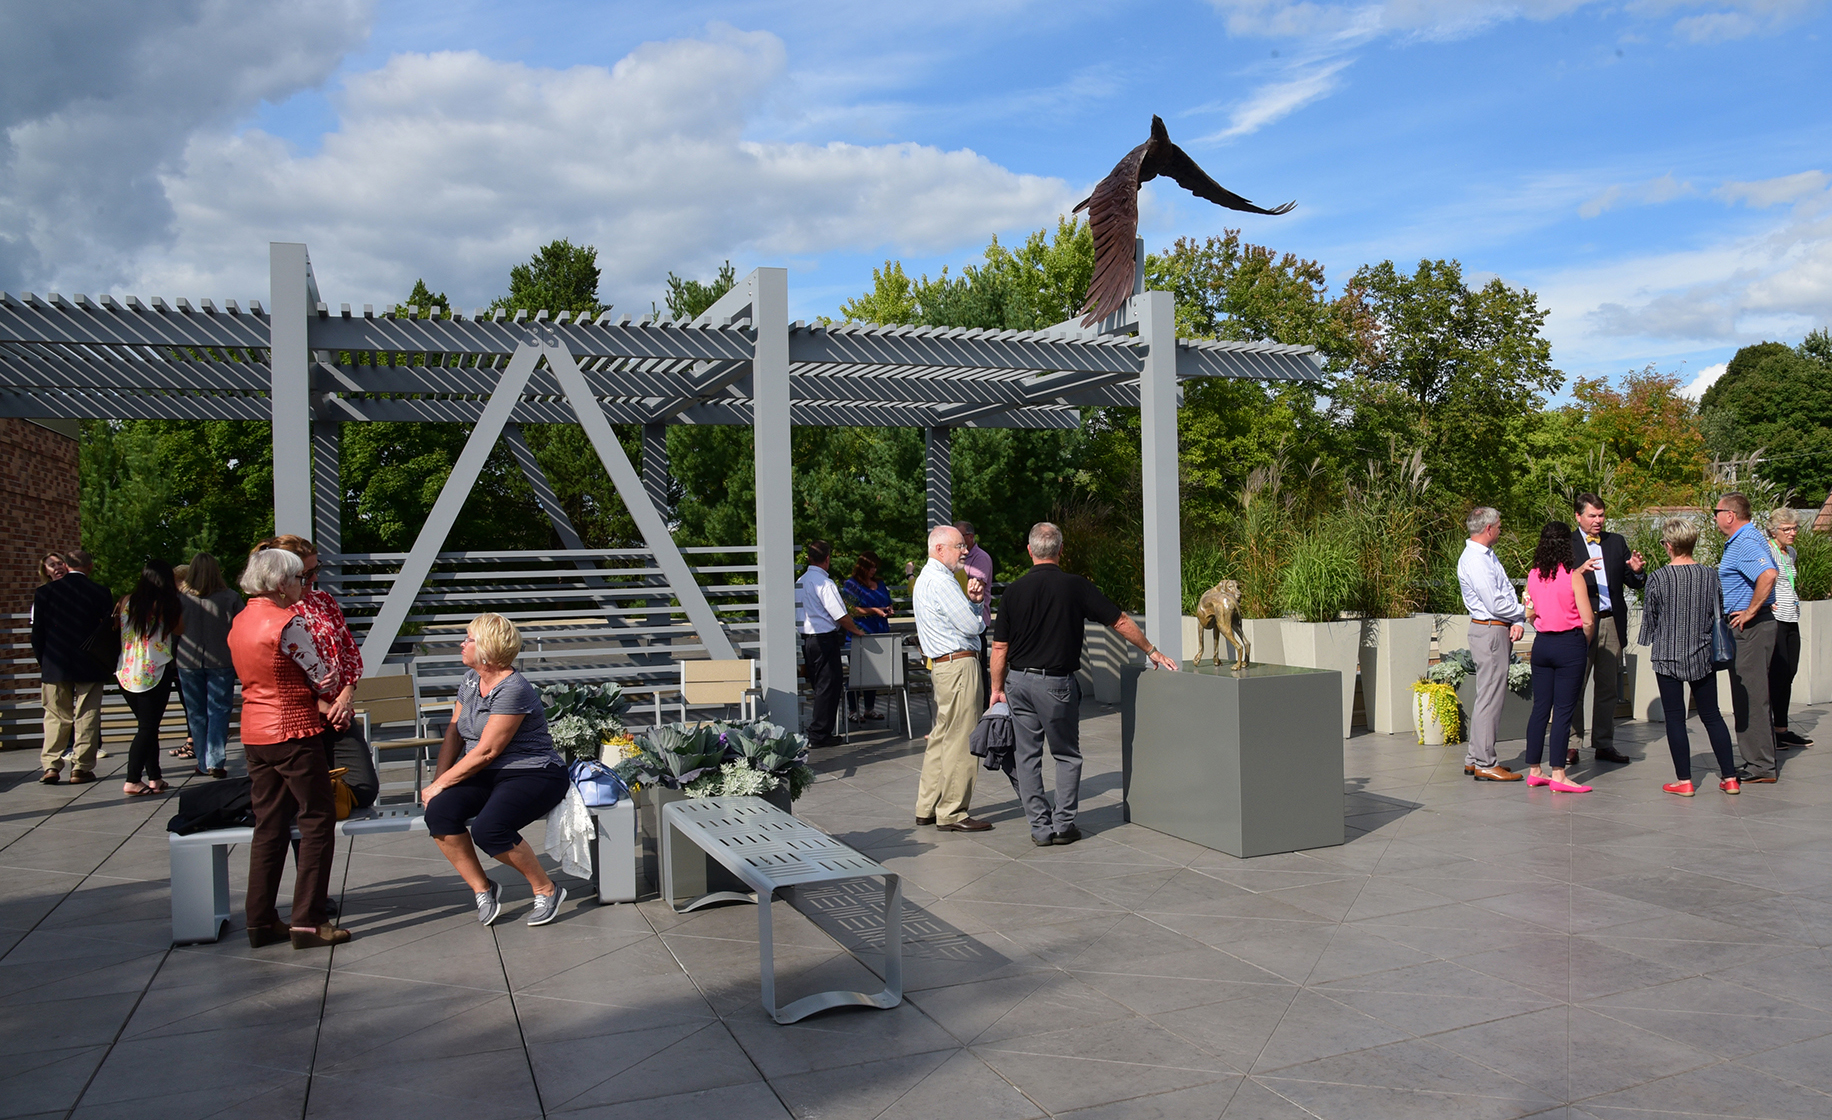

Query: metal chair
[[352, 672, 444, 801], [677, 659, 761, 723], [841, 633, 918, 740]]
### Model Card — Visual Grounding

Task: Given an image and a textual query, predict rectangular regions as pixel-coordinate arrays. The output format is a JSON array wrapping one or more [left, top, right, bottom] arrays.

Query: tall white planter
[[1797, 600, 1832, 705], [1360, 615, 1434, 735], [1244, 616, 1286, 665], [1076, 613, 1147, 705], [1279, 619, 1361, 738]]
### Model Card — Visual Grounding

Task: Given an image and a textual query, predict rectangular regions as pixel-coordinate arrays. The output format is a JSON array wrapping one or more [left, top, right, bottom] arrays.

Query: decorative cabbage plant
[[540, 682, 630, 763], [1426, 648, 1476, 687], [614, 718, 815, 800]]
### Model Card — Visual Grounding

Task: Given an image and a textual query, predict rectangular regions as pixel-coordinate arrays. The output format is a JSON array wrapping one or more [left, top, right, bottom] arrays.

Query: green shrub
[[1793, 528, 1832, 601], [1281, 519, 1358, 622]]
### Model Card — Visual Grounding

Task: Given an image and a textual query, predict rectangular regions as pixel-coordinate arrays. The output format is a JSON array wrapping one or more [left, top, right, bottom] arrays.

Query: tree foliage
[[1700, 334, 1832, 505]]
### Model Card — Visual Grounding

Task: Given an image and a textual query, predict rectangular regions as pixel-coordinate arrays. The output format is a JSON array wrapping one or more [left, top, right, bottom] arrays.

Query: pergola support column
[[925, 426, 952, 530], [1137, 290, 1182, 663], [311, 422, 341, 590], [269, 243, 315, 536], [752, 268, 797, 727], [641, 422, 670, 514]]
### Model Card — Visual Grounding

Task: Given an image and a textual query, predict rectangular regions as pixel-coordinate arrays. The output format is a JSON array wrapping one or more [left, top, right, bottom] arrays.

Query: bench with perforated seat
[[661, 795, 902, 1023]]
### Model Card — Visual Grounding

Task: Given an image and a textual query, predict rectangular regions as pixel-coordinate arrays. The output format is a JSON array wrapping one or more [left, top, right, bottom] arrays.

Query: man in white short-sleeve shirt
[[799, 540, 862, 747]]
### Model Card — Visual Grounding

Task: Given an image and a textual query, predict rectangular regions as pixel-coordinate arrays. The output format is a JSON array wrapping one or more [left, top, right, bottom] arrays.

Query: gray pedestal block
[[1122, 663, 1344, 858]]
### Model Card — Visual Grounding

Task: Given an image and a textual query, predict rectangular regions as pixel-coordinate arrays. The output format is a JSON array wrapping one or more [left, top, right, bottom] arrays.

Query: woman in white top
[[1767, 509, 1812, 749], [117, 559, 186, 795]]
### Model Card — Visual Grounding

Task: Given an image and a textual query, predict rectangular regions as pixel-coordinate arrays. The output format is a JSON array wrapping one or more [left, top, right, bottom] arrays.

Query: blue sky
[[4, 1, 1828, 398]]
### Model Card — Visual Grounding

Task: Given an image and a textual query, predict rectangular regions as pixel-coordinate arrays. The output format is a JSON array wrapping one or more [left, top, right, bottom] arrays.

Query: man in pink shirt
[[955, 521, 994, 706]]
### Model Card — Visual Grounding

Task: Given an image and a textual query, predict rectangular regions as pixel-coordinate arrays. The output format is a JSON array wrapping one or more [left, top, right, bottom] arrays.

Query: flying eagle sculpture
[[1074, 115, 1296, 326]]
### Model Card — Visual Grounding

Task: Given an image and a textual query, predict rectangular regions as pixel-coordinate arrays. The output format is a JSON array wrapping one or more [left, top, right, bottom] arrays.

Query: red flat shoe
[[1662, 780, 1695, 797], [1549, 779, 1592, 793], [1719, 778, 1741, 794]]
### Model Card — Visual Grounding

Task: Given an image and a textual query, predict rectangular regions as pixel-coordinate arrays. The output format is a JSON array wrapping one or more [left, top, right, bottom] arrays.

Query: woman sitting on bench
[[422, 612, 569, 927]]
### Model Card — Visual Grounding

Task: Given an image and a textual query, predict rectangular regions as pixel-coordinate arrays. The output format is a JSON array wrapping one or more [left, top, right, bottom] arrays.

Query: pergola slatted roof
[[0, 245, 1322, 727]]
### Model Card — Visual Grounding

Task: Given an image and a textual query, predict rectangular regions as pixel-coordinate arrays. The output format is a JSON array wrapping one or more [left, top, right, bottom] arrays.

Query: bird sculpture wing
[[1073, 142, 1149, 327], [1153, 142, 1297, 217]]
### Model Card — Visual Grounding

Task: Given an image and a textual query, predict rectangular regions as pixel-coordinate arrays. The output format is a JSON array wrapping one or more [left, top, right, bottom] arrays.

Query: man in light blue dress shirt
[[912, 524, 993, 830], [1716, 492, 1780, 782], [1456, 508, 1525, 782]]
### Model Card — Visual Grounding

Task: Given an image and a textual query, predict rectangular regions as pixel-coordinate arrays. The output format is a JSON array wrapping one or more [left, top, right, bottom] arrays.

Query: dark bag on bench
[[167, 777, 255, 835]]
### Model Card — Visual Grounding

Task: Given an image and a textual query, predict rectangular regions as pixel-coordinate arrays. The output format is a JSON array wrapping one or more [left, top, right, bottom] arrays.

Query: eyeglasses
[[460, 635, 476, 645], [1713, 508, 1733, 516]]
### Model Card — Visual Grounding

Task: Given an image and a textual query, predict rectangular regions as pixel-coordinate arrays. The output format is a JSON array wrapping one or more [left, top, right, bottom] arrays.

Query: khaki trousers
[[41, 682, 104, 773], [915, 656, 983, 826]]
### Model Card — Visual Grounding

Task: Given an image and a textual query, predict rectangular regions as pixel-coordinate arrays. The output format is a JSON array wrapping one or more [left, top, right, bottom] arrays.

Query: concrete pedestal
[[1121, 663, 1344, 858]]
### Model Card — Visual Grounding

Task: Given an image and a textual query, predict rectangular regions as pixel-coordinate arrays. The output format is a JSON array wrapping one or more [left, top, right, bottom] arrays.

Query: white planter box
[[1244, 616, 1287, 665], [1077, 613, 1147, 705], [1360, 615, 1434, 735], [1278, 619, 1361, 738], [1413, 691, 1447, 745], [1797, 600, 1832, 705]]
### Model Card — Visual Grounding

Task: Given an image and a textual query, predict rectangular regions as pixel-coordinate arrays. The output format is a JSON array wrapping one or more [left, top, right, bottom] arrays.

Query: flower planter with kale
[[615, 721, 816, 898]]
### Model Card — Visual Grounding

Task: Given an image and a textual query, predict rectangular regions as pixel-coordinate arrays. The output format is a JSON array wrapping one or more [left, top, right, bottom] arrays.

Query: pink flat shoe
[[1525, 773, 1551, 787], [1549, 779, 1592, 793]]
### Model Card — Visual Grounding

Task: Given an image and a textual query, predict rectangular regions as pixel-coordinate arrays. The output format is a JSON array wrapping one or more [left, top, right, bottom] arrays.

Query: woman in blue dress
[[843, 551, 894, 722]]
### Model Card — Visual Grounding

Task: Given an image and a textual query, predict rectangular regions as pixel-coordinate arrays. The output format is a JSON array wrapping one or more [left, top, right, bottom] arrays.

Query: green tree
[[491, 239, 604, 318], [661, 261, 736, 320], [1331, 259, 1561, 522], [79, 419, 275, 593], [1700, 337, 1832, 504]]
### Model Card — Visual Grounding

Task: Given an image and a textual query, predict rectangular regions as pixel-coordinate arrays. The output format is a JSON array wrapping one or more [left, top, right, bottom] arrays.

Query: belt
[[1013, 667, 1071, 677], [1471, 619, 1512, 627], [930, 650, 976, 663]]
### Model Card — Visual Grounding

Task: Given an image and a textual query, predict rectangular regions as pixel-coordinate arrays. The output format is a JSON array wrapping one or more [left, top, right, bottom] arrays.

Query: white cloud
[[1680, 361, 1728, 397], [1530, 170, 1832, 357], [0, 0, 373, 291], [1579, 172, 1695, 218], [15, 24, 1072, 311], [1204, 57, 1355, 141], [1717, 170, 1830, 208]]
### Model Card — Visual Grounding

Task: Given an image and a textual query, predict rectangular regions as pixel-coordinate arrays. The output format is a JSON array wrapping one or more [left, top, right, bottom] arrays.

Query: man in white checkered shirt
[[912, 523, 993, 831]]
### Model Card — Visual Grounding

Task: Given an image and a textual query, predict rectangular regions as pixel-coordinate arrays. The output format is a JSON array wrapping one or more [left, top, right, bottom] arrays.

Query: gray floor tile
[[557, 1081, 791, 1119]]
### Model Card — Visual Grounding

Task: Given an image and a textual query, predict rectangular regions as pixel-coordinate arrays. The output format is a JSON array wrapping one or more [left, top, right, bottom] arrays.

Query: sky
[[2, 0, 1828, 400]]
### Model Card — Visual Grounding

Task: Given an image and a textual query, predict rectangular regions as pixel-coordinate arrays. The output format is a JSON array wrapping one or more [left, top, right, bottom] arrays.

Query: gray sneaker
[[474, 881, 502, 926], [526, 887, 566, 927]]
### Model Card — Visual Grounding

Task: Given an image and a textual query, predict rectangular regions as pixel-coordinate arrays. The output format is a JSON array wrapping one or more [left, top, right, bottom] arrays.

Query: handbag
[[568, 759, 629, 807], [79, 616, 120, 670], [1711, 614, 1736, 672], [328, 766, 357, 821]]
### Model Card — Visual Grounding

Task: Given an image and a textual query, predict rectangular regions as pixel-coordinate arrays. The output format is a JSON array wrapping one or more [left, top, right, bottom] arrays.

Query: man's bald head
[[928, 525, 966, 570]]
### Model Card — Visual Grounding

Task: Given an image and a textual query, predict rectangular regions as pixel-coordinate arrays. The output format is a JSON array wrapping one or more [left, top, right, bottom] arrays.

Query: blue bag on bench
[[569, 759, 630, 807]]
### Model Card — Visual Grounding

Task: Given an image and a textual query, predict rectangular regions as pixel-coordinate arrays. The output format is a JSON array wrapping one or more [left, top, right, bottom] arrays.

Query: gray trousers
[[1006, 671, 1082, 840], [1729, 615, 1778, 779], [1466, 623, 1511, 768]]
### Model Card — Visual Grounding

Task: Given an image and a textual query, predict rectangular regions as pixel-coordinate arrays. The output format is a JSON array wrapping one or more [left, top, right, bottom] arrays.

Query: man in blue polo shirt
[[1715, 492, 1781, 783]]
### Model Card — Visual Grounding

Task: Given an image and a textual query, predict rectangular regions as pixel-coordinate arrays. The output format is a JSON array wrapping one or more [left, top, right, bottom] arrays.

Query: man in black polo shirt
[[991, 522, 1178, 846]]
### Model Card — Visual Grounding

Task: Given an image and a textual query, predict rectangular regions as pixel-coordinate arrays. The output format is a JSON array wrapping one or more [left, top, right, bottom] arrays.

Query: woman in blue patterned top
[[843, 551, 894, 722], [423, 613, 569, 926]]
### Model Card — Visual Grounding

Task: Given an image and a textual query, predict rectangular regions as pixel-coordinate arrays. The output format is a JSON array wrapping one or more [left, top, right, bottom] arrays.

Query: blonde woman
[[422, 613, 569, 927], [1639, 519, 1739, 795], [1767, 509, 1812, 748]]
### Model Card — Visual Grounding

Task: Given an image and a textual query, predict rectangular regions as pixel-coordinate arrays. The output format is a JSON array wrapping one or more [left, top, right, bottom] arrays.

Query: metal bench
[[168, 799, 637, 944], [660, 795, 902, 1024]]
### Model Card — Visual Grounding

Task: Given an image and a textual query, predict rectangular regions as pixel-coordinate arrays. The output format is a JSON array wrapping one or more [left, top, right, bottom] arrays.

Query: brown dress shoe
[[69, 771, 95, 784], [248, 922, 291, 948], [290, 924, 352, 950], [40, 769, 60, 784], [936, 817, 993, 832], [1470, 765, 1523, 782], [915, 816, 936, 826], [1567, 749, 1580, 768]]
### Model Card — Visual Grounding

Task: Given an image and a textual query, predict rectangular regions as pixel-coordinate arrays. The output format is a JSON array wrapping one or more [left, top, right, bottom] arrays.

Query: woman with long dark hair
[[116, 559, 186, 795], [1523, 522, 1598, 793]]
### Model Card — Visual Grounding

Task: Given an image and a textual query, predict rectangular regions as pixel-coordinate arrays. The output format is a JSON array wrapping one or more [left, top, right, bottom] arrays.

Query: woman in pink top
[[1523, 521, 1598, 792]]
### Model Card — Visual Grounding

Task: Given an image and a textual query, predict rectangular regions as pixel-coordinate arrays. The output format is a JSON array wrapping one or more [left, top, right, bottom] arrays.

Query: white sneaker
[[474, 881, 502, 926], [526, 887, 566, 927]]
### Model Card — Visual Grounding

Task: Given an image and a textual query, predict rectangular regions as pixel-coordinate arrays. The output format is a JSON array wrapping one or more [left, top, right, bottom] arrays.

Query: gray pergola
[[0, 243, 1323, 725]]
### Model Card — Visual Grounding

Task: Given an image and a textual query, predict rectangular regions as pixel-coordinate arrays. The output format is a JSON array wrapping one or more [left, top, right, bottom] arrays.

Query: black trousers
[[122, 664, 176, 784], [1770, 619, 1801, 730], [803, 631, 843, 743], [424, 766, 568, 857], [1656, 673, 1737, 782]]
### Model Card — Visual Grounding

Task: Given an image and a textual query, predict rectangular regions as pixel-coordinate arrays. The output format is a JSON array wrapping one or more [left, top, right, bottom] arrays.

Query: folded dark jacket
[[969, 701, 1014, 772]]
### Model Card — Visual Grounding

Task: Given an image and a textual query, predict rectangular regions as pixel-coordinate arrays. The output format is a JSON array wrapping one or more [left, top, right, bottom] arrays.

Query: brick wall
[[1, 418, 81, 621]]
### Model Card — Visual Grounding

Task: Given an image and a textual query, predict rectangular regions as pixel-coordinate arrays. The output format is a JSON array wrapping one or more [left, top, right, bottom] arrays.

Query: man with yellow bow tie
[[1569, 493, 1646, 767]]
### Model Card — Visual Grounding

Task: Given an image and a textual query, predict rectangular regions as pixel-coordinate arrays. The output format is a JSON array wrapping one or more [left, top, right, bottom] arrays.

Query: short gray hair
[[927, 524, 961, 551], [1027, 522, 1063, 561], [953, 520, 975, 536], [1662, 517, 1699, 557], [1466, 507, 1500, 535], [239, 548, 302, 595], [1772, 507, 1800, 528]]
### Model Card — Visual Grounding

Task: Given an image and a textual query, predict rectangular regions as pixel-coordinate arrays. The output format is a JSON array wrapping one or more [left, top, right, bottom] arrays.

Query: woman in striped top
[[1766, 509, 1812, 748], [1637, 518, 1739, 796]]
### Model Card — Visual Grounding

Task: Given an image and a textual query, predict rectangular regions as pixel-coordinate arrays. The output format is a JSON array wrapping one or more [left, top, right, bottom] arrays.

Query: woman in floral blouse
[[116, 559, 186, 795]]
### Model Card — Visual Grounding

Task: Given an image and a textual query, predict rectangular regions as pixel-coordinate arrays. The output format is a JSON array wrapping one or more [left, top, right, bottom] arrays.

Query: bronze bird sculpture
[[1074, 115, 1295, 326]]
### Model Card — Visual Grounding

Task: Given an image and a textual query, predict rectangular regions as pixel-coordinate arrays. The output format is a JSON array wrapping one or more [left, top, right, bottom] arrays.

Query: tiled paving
[[3, 696, 1832, 1119]]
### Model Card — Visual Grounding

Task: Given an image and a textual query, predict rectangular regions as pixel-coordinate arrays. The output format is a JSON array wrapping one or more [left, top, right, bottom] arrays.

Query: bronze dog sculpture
[[1194, 580, 1251, 671]]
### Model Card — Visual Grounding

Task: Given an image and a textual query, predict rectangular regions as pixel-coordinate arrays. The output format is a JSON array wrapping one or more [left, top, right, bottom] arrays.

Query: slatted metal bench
[[168, 799, 637, 944], [661, 795, 902, 1024]]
